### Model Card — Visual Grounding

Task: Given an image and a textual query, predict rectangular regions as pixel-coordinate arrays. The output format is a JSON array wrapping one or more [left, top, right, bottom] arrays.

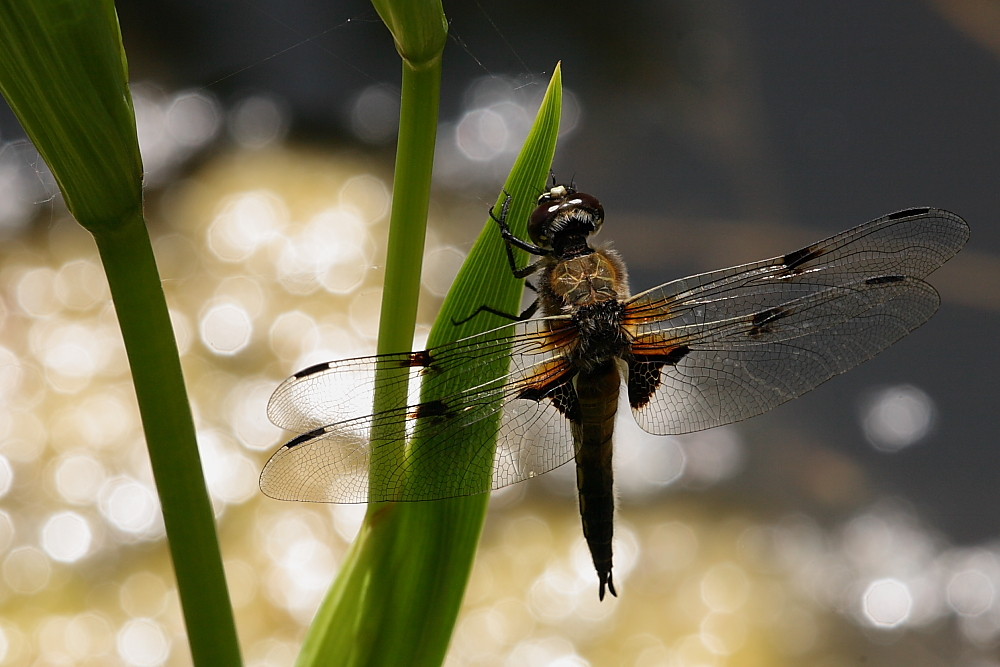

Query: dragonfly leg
[[451, 296, 538, 326], [491, 191, 550, 278]]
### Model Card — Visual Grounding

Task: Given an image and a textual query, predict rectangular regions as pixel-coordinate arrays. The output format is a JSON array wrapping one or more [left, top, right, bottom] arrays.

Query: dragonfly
[[261, 183, 969, 600]]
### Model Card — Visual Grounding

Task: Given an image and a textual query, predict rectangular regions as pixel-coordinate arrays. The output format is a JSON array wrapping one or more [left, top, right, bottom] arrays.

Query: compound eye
[[573, 193, 605, 229], [528, 202, 557, 246]]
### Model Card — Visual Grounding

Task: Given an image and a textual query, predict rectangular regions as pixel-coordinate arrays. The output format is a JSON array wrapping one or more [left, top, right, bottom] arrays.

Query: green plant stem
[[0, 3, 240, 664], [367, 57, 443, 486], [364, 49, 446, 655], [93, 218, 241, 667], [296, 44, 445, 667], [375, 66, 441, 355]]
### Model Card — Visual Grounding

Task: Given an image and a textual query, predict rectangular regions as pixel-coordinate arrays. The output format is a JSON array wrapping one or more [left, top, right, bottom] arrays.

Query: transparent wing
[[623, 207, 969, 434], [261, 318, 581, 503]]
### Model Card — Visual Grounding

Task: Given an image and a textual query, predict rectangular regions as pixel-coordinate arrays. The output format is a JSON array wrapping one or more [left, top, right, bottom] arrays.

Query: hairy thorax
[[540, 247, 630, 315]]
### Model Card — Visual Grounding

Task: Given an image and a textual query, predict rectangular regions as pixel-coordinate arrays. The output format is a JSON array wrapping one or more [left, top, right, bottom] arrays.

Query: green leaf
[[297, 65, 563, 667], [0, 4, 241, 665], [0, 0, 142, 229]]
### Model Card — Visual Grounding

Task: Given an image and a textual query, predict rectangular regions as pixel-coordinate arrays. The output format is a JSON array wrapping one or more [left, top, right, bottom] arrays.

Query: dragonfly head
[[529, 184, 605, 251]]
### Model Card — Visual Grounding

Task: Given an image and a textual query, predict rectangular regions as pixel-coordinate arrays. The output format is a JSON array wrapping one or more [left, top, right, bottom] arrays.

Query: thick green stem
[[367, 57, 443, 492], [375, 63, 441, 355], [93, 216, 241, 667], [296, 37, 447, 667]]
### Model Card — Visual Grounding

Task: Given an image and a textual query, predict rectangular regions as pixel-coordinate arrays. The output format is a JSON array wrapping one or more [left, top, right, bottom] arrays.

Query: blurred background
[[0, 1, 998, 665]]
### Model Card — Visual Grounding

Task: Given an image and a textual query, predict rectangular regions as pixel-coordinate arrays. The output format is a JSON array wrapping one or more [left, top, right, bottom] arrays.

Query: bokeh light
[[434, 76, 581, 187], [3, 546, 52, 595], [348, 83, 400, 144], [116, 618, 172, 667], [860, 384, 936, 452], [40, 511, 92, 562], [134, 85, 221, 185], [199, 302, 253, 355], [862, 578, 913, 628], [98, 477, 161, 538], [228, 94, 290, 149]]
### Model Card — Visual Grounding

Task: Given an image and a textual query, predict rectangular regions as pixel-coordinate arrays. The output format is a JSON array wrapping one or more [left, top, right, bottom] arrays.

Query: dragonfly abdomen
[[571, 358, 620, 600]]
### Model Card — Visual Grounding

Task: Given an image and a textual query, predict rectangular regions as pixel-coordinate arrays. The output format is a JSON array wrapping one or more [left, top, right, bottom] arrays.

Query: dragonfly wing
[[626, 208, 969, 329], [261, 318, 580, 502], [623, 208, 969, 435]]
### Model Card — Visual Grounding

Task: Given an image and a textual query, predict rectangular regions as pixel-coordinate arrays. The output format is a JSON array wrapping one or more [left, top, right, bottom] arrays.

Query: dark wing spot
[[865, 275, 906, 285], [749, 306, 789, 337], [517, 369, 580, 421], [402, 350, 434, 368], [781, 244, 825, 271], [517, 386, 546, 401], [628, 361, 662, 410], [657, 345, 691, 365], [286, 426, 329, 448], [886, 207, 930, 220], [752, 306, 786, 326], [409, 399, 450, 420], [549, 381, 581, 422], [294, 362, 333, 379], [627, 345, 690, 410]]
